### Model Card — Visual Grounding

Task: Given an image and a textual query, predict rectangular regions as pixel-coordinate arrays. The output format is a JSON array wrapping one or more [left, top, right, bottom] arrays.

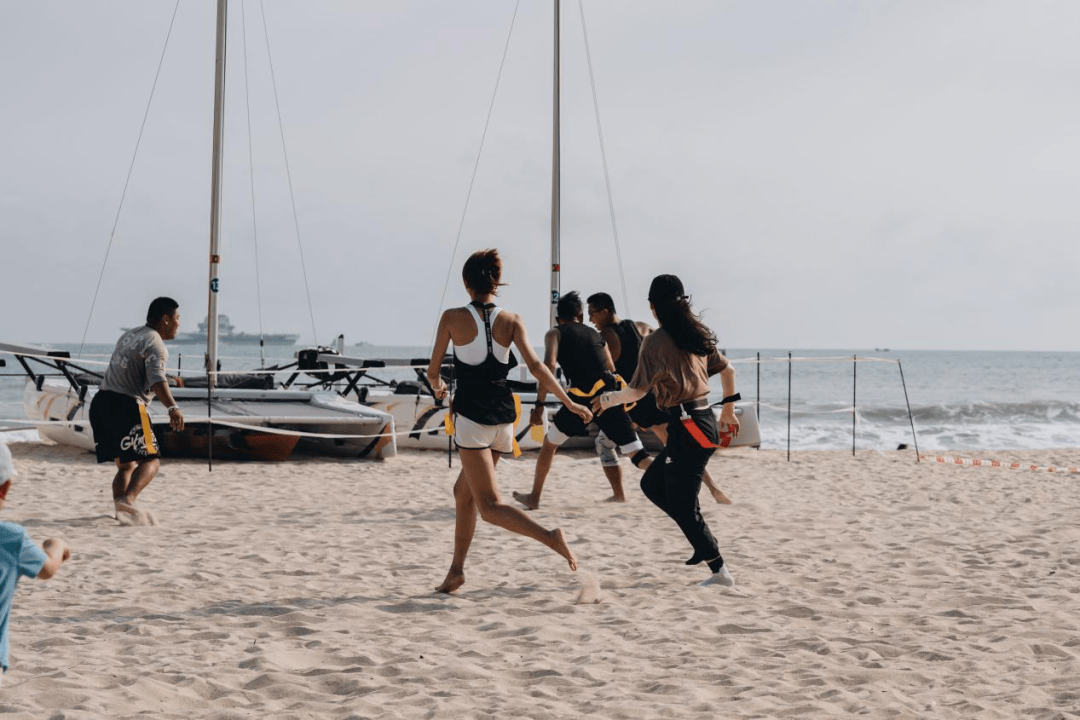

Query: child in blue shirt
[[0, 443, 71, 682]]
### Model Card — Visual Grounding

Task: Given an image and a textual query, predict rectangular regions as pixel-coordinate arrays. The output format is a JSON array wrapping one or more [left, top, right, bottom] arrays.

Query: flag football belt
[[671, 398, 733, 449], [568, 375, 636, 411]]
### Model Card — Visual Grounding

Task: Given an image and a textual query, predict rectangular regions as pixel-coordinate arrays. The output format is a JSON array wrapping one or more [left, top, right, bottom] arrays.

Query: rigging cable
[[429, 0, 523, 350], [78, 0, 182, 360], [241, 0, 267, 369], [578, 0, 629, 317], [259, 0, 319, 345]]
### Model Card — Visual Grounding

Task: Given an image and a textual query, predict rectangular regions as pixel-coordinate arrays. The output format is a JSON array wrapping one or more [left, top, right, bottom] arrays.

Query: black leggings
[[639, 410, 721, 564]]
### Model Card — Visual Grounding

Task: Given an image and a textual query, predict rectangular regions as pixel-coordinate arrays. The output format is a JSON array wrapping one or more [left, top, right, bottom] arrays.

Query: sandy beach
[[1, 440, 1078, 718]]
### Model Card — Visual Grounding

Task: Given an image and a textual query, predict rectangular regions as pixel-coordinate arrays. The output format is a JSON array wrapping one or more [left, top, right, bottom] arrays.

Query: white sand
[[2, 441, 1079, 718]]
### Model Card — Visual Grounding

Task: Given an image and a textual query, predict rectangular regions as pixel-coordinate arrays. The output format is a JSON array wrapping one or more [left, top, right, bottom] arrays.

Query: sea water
[[2, 342, 1078, 453]]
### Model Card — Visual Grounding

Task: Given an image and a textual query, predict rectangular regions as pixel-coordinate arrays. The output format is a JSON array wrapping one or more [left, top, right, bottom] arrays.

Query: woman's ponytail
[[648, 274, 717, 356]]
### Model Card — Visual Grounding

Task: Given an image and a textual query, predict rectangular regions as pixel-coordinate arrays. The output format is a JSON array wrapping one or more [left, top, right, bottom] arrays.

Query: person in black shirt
[[512, 292, 649, 511], [586, 292, 732, 504]]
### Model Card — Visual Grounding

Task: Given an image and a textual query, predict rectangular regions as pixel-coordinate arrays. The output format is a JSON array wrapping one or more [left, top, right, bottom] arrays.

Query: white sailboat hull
[[23, 379, 95, 451], [22, 379, 397, 460]]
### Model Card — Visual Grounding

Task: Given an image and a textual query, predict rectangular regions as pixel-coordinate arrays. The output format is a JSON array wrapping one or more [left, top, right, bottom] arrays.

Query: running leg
[[513, 438, 558, 510], [460, 447, 577, 571]]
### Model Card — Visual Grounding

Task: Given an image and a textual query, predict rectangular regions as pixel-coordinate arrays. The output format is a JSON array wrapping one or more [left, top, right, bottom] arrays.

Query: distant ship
[[124, 315, 299, 346]]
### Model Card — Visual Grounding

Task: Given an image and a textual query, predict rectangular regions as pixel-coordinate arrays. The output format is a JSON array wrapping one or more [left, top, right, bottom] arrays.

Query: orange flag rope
[[919, 454, 1080, 474]]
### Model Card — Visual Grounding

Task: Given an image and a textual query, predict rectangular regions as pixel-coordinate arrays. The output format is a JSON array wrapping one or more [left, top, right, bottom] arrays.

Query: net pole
[[898, 359, 920, 461], [756, 351, 761, 451], [852, 355, 857, 457], [786, 351, 792, 462]]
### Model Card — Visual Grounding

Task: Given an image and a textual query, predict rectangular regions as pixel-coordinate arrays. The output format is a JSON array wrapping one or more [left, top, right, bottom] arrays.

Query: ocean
[[2, 343, 1078, 453]]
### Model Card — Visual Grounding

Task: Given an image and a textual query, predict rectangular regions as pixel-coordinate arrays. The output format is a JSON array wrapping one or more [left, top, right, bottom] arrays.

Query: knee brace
[[595, 432, 620, 467], [630, 449, 651, 468]]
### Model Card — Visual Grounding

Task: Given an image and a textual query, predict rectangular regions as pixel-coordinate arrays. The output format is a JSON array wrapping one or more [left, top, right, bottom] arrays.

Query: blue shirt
[[0, 522, 48, 671]]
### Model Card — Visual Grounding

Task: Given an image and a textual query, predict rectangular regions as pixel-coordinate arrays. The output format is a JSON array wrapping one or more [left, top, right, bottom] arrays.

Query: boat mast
[[549, 0, 561, 328], [206, 0, 228, 388]]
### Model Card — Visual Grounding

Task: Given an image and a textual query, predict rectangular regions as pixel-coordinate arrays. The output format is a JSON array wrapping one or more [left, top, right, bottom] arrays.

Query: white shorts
[[453, 415, 515, 454]]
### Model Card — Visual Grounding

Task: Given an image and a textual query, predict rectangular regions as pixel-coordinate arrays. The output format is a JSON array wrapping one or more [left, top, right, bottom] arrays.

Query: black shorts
[[628, 392, 667, 429], [552, 403, 640, 448], [88, 390, 160, 464]]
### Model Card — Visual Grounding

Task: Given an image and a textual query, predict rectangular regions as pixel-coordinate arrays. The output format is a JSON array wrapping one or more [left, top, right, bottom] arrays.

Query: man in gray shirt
[[89, 297, 185, 520]]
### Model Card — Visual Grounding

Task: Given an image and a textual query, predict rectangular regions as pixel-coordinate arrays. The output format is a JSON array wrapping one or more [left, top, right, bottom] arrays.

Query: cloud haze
[[1, 1, 1077, 351]]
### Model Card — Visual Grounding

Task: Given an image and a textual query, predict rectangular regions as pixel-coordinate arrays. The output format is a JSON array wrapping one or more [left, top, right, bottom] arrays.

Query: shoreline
[[2, 442, 1078, 717]]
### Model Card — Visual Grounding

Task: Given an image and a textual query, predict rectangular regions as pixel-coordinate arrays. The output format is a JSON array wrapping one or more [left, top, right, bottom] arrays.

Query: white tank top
[[455, 304, 512, 366]]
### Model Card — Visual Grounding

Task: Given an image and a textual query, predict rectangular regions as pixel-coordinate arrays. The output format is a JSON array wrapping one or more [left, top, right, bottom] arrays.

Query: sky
[[1, 1, 1078, 352]]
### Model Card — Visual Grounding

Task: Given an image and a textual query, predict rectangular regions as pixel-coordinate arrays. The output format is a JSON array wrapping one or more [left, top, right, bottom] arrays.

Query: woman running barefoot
[[427, 249, 593, 594], [594, 274, 740, 587]]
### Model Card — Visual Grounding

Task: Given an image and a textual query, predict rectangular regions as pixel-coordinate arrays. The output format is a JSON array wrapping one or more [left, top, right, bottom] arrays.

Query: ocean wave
[[858, 400, 1080, 425], [753, 400, 1080, 452], [755, 399, 1080, 424]]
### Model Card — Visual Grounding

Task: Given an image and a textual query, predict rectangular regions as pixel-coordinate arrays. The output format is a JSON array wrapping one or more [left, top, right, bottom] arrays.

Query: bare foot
[[512, 491, 538, 510], [603, 495, 626, 503], [550, 528, 577, 572], [435, 568, 465, 594], [708, 486, 733, 505], [114, 500, 138, 519]]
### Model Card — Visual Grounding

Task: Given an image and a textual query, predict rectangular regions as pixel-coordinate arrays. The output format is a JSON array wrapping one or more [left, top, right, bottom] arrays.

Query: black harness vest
[[556, 322, 611, 393], [609, 319, 642, 382], [452, 302, 518, 425]]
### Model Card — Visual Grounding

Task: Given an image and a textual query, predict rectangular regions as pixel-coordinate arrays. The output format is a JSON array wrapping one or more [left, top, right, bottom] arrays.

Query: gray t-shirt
[[99, 326, 169, 405]]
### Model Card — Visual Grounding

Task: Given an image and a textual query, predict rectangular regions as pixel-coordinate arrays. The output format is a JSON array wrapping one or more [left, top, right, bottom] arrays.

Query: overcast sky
[[1, 1, 1077, 352]]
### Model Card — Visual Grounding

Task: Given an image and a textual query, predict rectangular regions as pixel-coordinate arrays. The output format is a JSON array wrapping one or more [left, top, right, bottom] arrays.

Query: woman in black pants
[[594, 274, 740, 586]]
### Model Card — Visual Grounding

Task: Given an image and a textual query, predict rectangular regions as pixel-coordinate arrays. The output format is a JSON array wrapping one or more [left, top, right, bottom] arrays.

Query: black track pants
[[639, 410, 722, 563]]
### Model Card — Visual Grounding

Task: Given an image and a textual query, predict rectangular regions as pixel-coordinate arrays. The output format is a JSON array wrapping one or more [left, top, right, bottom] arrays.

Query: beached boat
[[287, 1, 760, 452], [277, 350, 544, 451], [0, 0, 396, 461], [2, 341, 395, 461], [282, 349, 760, 452]]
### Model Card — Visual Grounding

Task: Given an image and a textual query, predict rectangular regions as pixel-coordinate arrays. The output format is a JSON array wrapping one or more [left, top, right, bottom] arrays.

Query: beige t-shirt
[[629, 327, 729, 409]]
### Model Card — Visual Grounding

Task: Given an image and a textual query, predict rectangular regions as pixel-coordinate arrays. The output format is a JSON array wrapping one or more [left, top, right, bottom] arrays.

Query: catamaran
[[1, 0, 396, 462]]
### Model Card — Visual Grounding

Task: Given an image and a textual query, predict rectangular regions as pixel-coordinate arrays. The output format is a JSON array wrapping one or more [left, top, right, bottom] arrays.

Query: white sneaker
[[698, 565, 735, 587]]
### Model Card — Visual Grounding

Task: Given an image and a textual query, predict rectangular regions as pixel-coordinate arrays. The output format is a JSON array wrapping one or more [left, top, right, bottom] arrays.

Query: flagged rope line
[[729, 354, 900, 366], [919, 453, 1080, 474]]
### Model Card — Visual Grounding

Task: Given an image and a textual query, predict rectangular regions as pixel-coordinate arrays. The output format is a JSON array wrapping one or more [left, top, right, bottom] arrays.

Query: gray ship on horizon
[[125, 315, 299, 346]]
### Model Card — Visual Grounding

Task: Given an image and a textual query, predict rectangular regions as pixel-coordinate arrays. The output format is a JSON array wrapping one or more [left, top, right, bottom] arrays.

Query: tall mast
[[548, 0, 561, 328], [206, 0, 228, 387]]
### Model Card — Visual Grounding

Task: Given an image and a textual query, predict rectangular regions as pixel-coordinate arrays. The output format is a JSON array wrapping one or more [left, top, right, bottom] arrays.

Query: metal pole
[[448, 362, 455, 468], [786, 351, 791, 462], [756, 351, 760, 451], [548, 0, 561, 329], [852, 354, 857, 457], [207, 0, 227, 389], [205, 0, 229, 471], [898, 359, 920, 461]]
